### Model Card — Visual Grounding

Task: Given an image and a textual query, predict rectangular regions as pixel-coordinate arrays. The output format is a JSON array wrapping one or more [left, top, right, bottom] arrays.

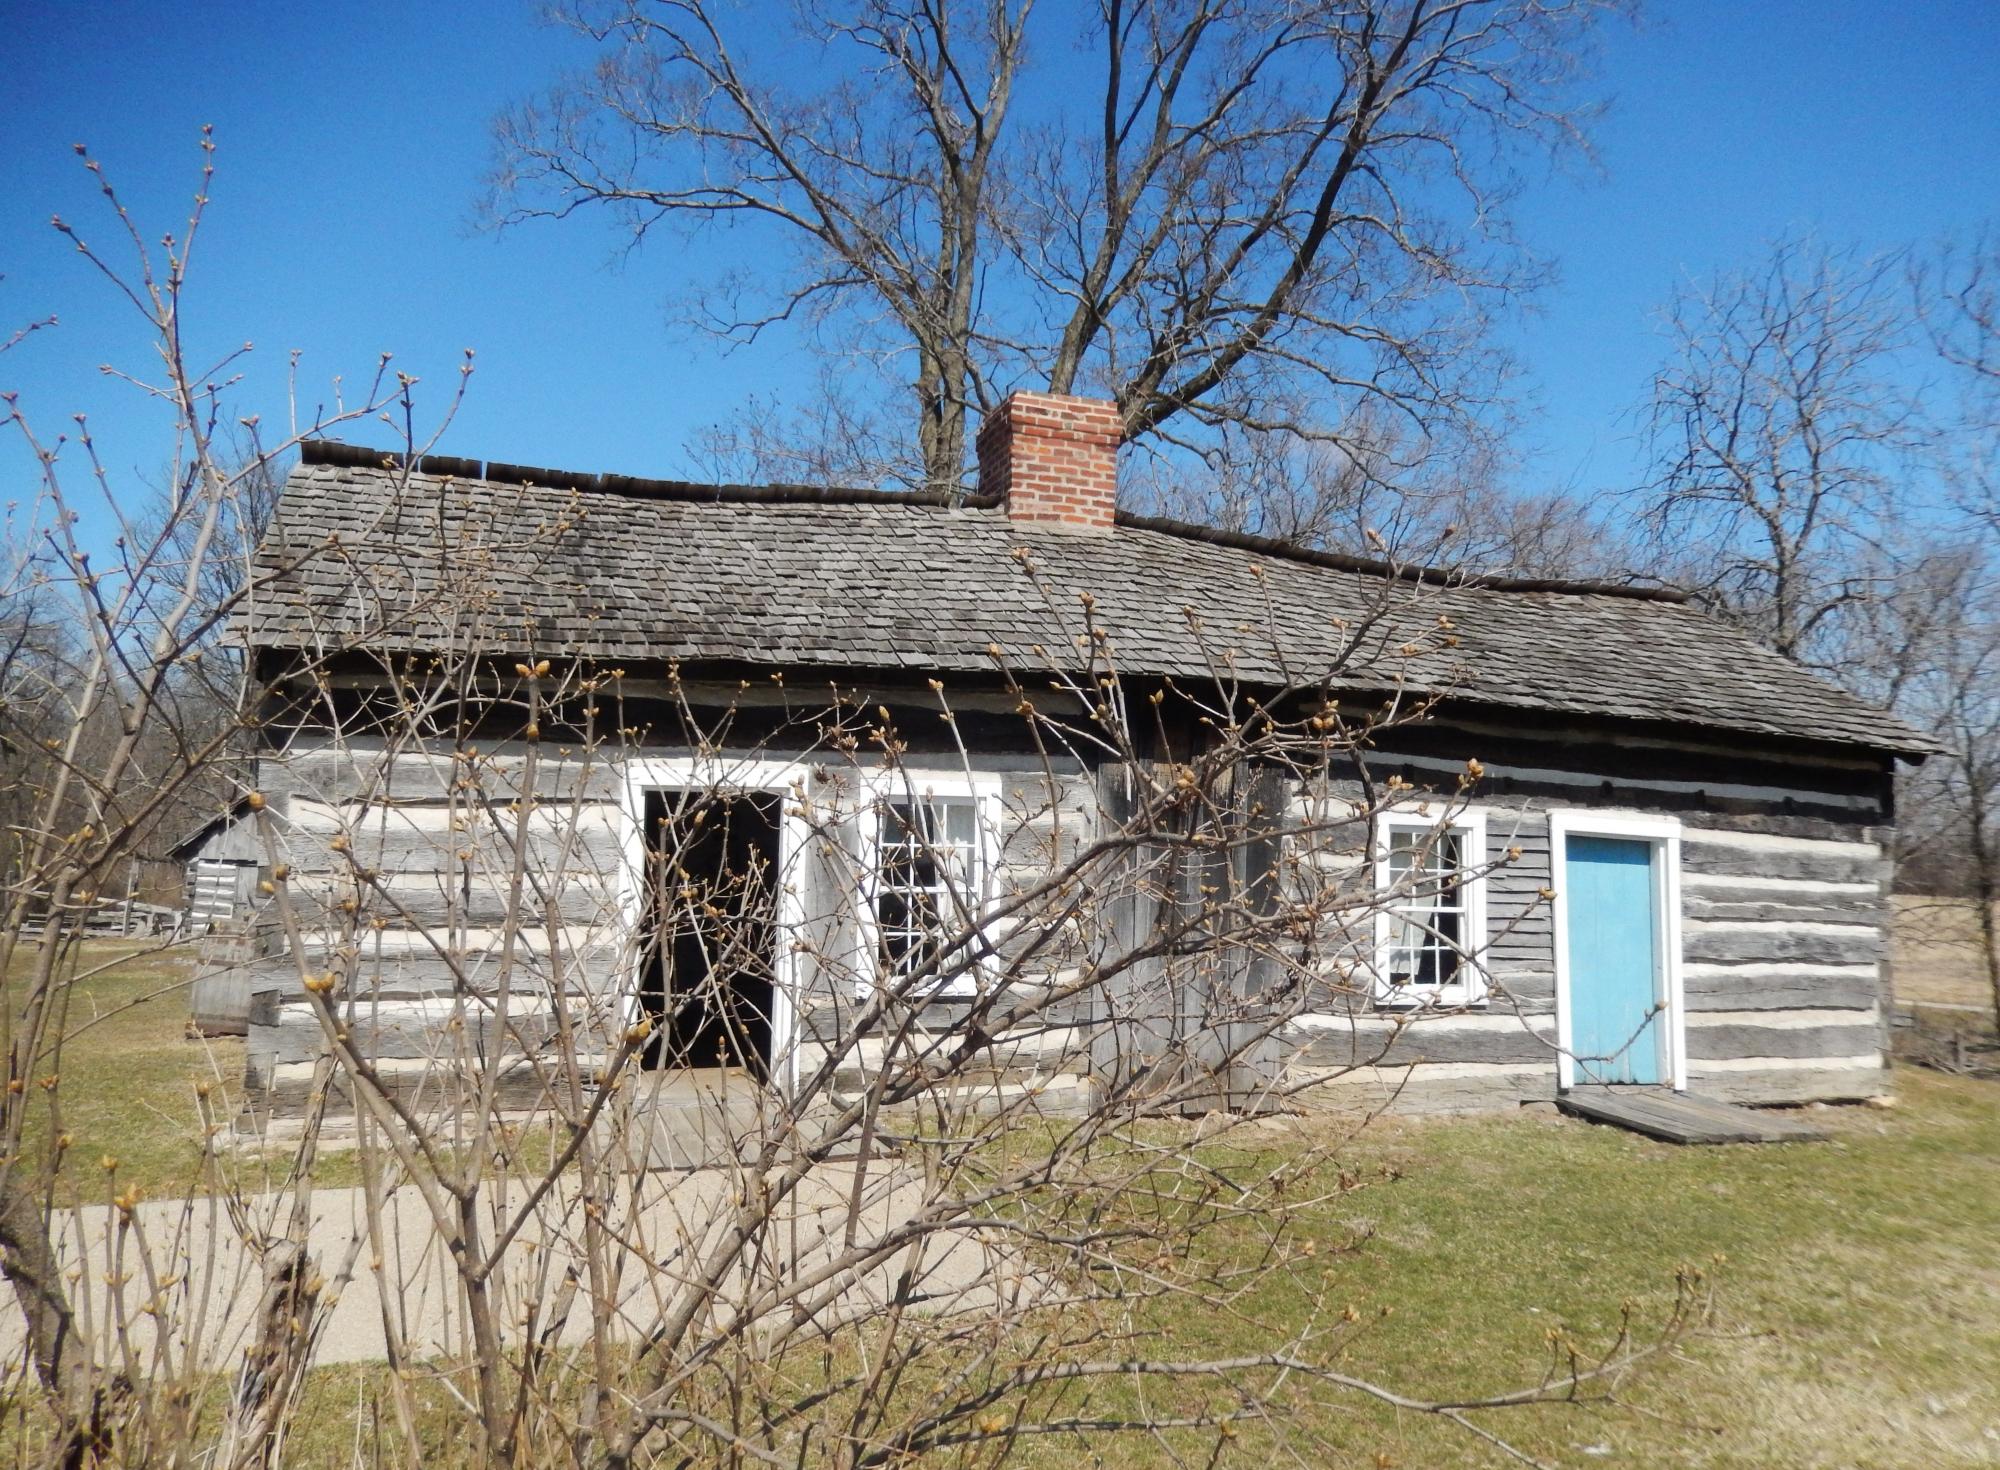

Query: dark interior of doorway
[[640, 789, 780, 1080]]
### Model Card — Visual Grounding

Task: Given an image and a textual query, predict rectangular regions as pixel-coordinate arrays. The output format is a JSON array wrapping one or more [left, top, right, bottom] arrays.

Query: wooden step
[[1557, 1086, 1830, 1144]]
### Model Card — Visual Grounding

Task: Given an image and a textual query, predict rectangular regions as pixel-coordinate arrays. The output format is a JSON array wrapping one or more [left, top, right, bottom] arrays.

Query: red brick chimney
[[976, 391, 1122, 529]]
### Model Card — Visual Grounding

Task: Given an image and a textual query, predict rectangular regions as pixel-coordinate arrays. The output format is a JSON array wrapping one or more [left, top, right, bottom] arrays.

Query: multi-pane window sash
[[1375, 816, 1487, 1007], [873, 796, 984, 995]]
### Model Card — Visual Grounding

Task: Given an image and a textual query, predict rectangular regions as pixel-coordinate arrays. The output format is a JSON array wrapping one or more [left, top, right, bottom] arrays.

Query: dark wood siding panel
[[1483, 812, 1553, 990], [1682, 924, 1883, 967], [1288, 1016, 1559, 1067], [1681, 837, 1887, 887], [1361, 716, 1893, 822], [1684, 1063, 1887, 1104], [1682, 967, 1878, 1011]]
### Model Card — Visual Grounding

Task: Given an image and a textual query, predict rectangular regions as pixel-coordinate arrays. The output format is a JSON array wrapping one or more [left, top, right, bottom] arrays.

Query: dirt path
[[7, 1161, 1009, 1369]]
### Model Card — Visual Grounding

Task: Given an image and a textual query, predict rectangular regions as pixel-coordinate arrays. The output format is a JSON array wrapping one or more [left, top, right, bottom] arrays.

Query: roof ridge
[[298, 439, 1001, 510], [1111, 512, 1689, 604], [297, 438, 1686, 603]]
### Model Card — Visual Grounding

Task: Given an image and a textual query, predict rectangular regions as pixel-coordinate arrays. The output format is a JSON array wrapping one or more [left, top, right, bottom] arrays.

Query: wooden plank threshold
[[1557, 1086, 1830, 1145]]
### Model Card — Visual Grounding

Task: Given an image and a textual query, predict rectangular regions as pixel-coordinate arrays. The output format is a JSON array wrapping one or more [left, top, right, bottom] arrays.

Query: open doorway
[[639, 789, 781, 1081]]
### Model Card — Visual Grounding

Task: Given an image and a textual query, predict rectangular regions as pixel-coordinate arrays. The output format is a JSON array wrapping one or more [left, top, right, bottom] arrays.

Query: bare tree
[[1920, 233, 2000, 522], [1122, 409, 1629, 581], [0, 581, 74, 888], [0, 132, 441, 1460], [1635, 238, 1928, 667], [490, 0, 1619, 493], [1890, 234, 2000, 1032], [1443, 481, 1631, 580], [1924, 233, 2000, 392], [1120, 408, 1466, 552], [684, 368, 912, 488], [1852, 545, 2000, 1031]]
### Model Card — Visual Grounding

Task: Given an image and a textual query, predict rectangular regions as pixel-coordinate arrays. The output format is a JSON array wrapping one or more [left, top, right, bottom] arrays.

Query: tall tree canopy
[[490, 0, 1618, 491]]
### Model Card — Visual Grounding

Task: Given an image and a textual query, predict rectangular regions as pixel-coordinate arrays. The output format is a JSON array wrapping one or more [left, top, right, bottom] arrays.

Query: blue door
[[1565, 835, 1662, 1085]]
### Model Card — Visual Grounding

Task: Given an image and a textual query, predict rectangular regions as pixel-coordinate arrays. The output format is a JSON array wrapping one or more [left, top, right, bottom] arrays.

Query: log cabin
[[229, 392, 1932, 1120]]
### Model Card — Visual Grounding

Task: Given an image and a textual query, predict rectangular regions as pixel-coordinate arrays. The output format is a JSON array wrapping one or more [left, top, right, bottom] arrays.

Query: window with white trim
[[865, 792, 992, 997], [1375, 812, 1487, 1007]]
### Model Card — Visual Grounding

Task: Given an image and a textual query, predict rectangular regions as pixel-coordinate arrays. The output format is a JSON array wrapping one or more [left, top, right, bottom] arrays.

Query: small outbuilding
[[170, 797, 274, 1037], [169, 797, 266, 931]]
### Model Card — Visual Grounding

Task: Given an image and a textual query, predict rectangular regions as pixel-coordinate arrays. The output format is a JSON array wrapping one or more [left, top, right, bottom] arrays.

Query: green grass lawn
[[1078, 1071, 2000, 1469], [12, 944, 2000, 1466], [273, 1071, 2000, 1470], [6, 940, 247, 1201], [7, 942, 572, 1207], [4, 940, 372, 1200]]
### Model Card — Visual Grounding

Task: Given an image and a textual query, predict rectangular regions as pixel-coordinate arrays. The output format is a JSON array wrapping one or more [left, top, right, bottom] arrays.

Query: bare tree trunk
[[220, 1242, 320, 1470], [0, 1175, 86, 1412]]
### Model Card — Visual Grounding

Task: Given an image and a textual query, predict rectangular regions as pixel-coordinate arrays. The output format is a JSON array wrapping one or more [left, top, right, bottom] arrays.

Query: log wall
[[241, 735, 631, 1118], [241, 734, 1111, 1120], [240, 708, 1902, 1123], [1280, 715, 1894, 1113]]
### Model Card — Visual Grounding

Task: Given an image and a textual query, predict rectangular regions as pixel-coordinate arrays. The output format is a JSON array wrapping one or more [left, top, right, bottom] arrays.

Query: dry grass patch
[[1892, 894, 2000, 1019]]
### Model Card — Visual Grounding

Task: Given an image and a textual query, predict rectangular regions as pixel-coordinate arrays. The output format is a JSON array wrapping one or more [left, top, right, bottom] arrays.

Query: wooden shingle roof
[[244, 456, 1933, 757]]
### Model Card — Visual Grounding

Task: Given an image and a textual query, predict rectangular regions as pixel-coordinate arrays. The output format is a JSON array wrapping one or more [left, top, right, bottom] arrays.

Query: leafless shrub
[[0, 139, 1706, 1470]]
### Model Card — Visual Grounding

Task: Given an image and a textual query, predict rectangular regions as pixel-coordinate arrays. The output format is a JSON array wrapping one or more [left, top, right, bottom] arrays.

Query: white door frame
[[1547, 810, 1687, 1092], [619, 755, 818, 1097]]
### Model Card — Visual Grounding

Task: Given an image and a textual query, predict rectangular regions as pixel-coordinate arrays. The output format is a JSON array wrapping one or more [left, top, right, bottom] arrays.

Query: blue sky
[[4, 0, 1998, 531]]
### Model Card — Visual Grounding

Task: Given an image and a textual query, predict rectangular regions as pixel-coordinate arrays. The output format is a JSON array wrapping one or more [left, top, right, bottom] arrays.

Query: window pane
[[1384, 824, 1471, 992], [875, 796, 983, 984], [1392, 909, 1431, 952]]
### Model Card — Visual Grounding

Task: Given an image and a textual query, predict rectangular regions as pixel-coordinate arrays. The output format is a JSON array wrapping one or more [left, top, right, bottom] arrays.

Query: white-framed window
[[1373, 809, 1488, 1008], [859, 781, 1001, 999]]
